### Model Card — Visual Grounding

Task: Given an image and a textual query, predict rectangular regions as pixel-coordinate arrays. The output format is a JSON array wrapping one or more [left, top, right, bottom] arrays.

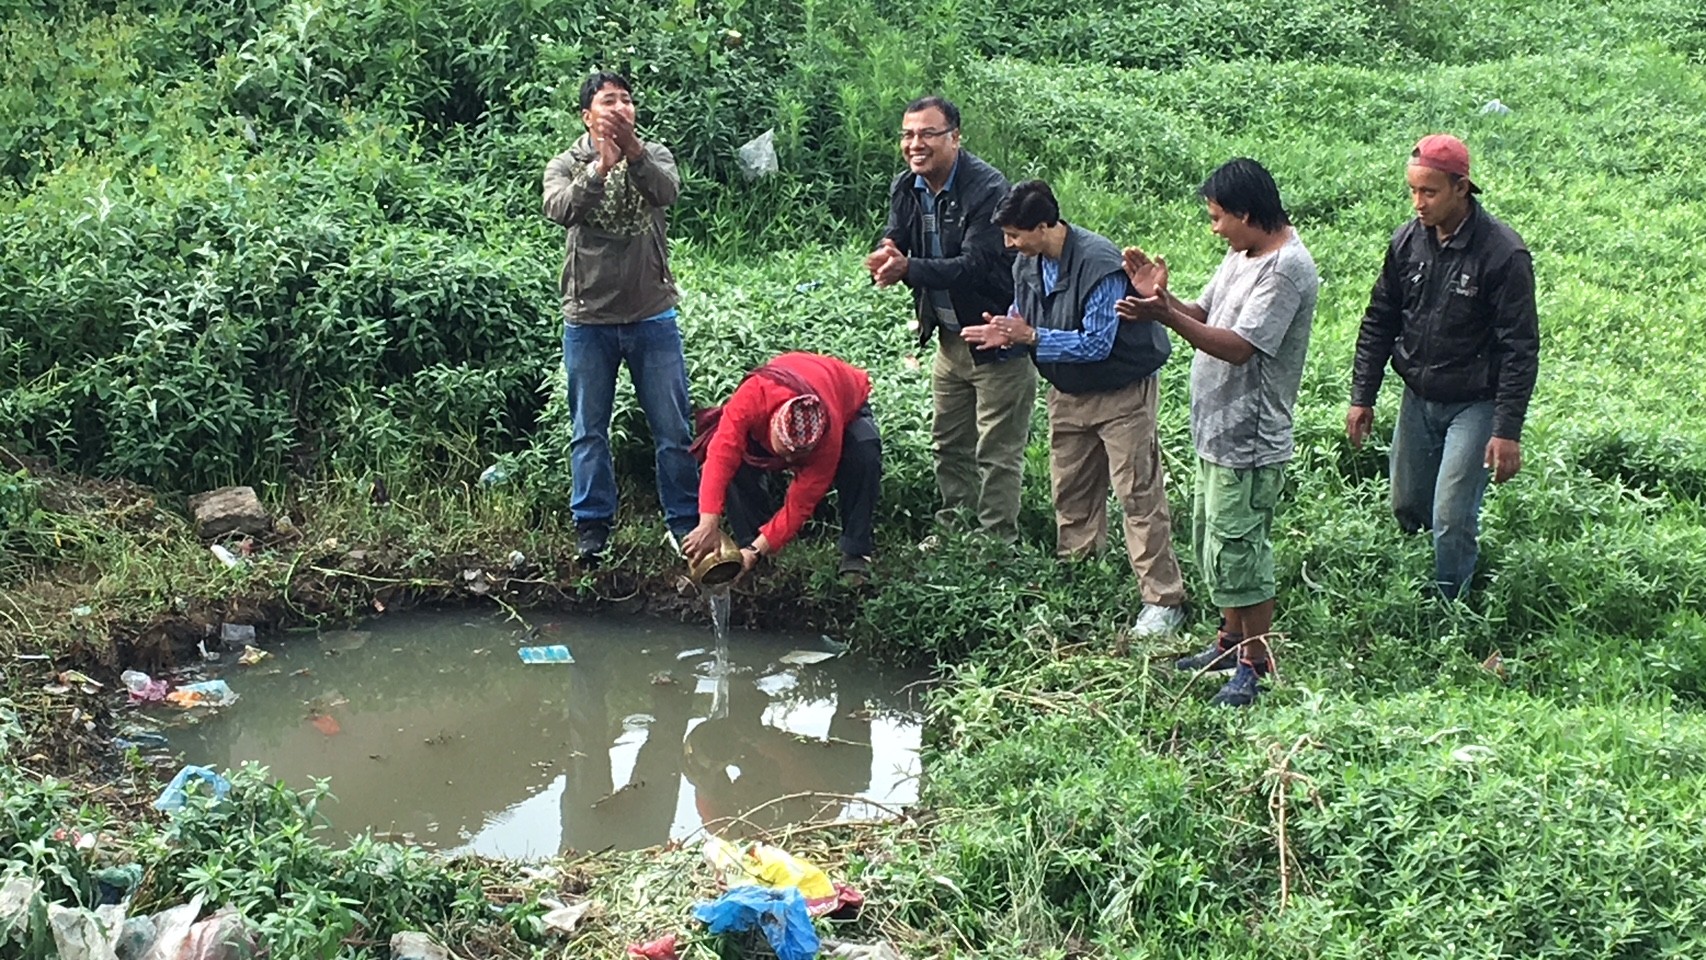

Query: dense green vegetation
[[5, 0, 1706, 957]]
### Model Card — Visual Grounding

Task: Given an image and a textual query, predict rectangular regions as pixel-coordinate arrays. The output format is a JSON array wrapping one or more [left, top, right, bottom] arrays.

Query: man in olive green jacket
[[543, 71, 699, 565]]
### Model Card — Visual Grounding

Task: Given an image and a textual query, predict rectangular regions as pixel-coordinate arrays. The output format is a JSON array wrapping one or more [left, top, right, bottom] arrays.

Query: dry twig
[[1257, 735, 1324, 913]]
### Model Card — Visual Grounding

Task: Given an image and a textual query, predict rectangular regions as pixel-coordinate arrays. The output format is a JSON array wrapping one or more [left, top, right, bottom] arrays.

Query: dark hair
[[903, 95, 961, 131], [579, 71, 631, 111], [1198, 158, 1289, 232], [991, 179, 1060, 231]]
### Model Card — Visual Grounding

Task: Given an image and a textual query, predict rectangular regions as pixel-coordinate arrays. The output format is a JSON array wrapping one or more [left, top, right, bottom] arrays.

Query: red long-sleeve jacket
[[699, 353, 871, 553]]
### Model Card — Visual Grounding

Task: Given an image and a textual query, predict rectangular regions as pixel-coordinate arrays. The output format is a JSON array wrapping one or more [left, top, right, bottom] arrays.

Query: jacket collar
[[1430, 198, 1482, 251], [569, 133, 597, 163], [913, 151, 963, 195]]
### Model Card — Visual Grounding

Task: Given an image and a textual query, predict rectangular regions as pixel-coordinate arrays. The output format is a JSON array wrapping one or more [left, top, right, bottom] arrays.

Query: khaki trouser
[[932, 330, 1038, 541], [1047, 377, 1186, 606]]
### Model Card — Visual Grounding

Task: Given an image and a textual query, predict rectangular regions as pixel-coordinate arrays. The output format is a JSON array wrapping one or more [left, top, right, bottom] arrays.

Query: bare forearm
[[1163, 290, 1208, 325], [1162, 295, 1253, 365]]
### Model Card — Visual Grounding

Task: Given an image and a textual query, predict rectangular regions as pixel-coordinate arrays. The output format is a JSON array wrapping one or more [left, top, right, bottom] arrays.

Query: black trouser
[[726, 404, 881, 559]]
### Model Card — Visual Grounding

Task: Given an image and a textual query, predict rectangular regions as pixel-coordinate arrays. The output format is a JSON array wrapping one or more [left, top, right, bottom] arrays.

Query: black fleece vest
[[1016, 224, 1170, 395]]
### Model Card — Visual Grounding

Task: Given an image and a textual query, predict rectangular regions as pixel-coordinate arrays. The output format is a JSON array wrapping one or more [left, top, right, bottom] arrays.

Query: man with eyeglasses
[[865, 96, 1034, 544]]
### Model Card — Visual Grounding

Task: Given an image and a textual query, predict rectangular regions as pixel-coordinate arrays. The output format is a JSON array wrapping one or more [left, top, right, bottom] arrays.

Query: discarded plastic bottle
[[1479, 99, 1511, 115], [518, 644, 574, 664], [209, 544, 242, 569], [480, 464, 509, 485]]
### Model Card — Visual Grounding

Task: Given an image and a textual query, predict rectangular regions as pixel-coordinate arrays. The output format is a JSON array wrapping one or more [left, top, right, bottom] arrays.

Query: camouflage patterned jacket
[[542, 134, 681, 325]]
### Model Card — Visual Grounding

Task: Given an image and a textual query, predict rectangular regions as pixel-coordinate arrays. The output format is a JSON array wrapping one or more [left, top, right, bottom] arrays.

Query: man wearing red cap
[[682, 353, 882, 580], [1347, 134, 1539, 600]]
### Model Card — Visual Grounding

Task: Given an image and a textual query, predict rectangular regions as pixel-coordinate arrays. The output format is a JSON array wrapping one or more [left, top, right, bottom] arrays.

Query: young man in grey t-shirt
[[1115, 158, 1319, 706]]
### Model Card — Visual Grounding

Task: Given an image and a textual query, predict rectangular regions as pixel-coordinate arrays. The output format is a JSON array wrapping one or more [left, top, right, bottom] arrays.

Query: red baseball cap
[[1410, 133, 1480, 193]]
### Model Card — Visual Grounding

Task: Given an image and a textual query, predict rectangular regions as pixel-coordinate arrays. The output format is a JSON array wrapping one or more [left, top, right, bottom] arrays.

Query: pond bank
[[1, 460, 952, 958]]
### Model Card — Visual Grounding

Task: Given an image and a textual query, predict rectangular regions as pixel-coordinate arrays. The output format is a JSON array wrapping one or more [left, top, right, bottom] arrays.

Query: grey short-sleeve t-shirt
[[1189, 230, 1319, 469]]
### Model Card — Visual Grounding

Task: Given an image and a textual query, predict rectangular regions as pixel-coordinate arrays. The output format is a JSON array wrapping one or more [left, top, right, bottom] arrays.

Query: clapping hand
[[1122, 246, 1169, 297], [865, 239, 907, 286]]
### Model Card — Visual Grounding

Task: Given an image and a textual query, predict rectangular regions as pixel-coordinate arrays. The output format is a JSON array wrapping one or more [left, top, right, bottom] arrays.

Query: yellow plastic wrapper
[[702, 837, 837, 902]]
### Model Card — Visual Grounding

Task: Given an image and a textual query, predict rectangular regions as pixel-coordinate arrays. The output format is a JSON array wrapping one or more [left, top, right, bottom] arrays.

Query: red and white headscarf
[[769, 394, 827, 457]]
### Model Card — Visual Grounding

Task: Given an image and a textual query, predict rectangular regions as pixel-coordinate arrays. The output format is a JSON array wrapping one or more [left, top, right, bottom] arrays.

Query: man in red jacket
[[682, 353, 883, 580]]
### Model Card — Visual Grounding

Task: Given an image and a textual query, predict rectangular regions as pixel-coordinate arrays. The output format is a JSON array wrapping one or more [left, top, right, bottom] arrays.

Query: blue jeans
[[563, 318, 700, 536], [1390, 387, 1494, 600]]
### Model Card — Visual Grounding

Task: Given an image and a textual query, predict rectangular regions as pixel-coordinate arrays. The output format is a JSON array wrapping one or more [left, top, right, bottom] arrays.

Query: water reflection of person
[[681, 672, 874, 836], [558, 640, 695, 854]]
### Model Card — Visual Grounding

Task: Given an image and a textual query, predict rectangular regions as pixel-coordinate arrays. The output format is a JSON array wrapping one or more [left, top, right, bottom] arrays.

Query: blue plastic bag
[[691, 885, 819, 960], [153, 765, 231, 811]]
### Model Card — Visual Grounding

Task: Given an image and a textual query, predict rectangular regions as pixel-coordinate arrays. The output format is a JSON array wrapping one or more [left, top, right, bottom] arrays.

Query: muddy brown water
[[160, 610, 927, 859]]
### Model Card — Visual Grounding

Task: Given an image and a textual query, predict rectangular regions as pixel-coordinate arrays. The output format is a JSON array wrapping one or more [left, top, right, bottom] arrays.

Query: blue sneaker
[[1210, 660, 1270, 708], [1175, 634, 1242, 676]]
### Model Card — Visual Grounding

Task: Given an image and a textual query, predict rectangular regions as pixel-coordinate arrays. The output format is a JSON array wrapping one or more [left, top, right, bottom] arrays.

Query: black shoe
[[576, 522, 611, 566], [1175, 634, 1242, 676], [1210, 660, 1270, 708], [838, 554, 872, 583]]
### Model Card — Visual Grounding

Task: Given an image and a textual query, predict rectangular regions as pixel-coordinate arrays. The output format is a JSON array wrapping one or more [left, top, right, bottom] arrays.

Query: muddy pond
[[159, 610, 927, 859]]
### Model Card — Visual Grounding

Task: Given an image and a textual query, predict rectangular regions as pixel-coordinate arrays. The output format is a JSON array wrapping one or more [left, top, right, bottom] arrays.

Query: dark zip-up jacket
[[1351, 200, 1539, 440], [880, 151, 1019, 364]]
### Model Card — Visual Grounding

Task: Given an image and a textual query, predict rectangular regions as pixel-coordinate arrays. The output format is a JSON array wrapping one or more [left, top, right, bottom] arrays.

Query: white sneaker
[[1130, 604, 1186, 638]]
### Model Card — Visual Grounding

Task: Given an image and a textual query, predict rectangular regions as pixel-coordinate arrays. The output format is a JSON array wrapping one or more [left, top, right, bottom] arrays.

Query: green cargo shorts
[[1192, 459, 1284, 609]]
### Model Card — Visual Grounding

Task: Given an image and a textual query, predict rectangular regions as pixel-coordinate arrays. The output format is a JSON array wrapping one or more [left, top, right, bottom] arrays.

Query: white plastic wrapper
[[737, 128, 778, 180]]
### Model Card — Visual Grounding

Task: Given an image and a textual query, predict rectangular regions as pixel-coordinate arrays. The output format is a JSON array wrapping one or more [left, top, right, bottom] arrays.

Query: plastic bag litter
[[736, 129, 777, 181], [94, 864, 144, 905], [177, 906, 253, 960], [1, 875, 42, 937], [825, 941, 907, 960], [390, 930, 457, 960], [625, 933, 679, 959], [122, 671, 171, 704], [703, 837, 862, 917], [518, 645, 574, 664], [114, 733, 171, 752], [49, 903, 126, 960], [153, 766, 231, 811], [541, 900, 598, 936], [691, 885, 818, 960], [166, 680, 237, 708], [117, 915, 157, 958]]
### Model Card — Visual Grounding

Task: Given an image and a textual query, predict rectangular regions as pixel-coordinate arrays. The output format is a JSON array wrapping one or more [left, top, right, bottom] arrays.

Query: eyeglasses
[[899, 127, 956, 143]]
